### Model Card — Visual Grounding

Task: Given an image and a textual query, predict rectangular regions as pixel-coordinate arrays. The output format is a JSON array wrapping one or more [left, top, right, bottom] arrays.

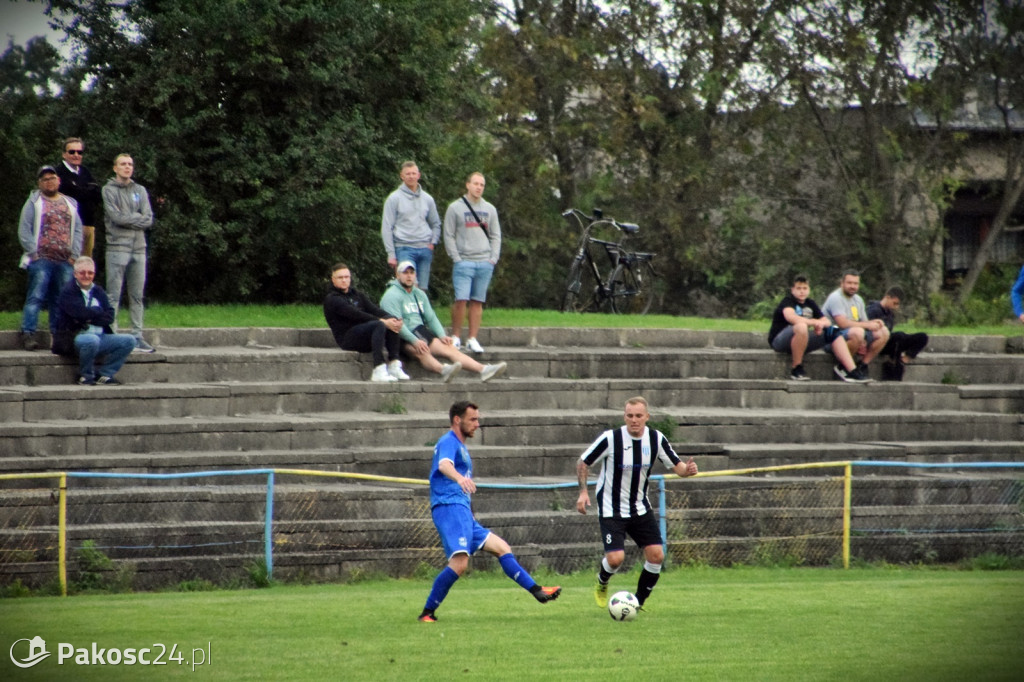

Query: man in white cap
[[379, 261, 507, 382]]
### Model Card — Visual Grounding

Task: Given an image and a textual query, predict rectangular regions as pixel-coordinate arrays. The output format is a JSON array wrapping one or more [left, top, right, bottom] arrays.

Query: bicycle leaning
[[560, 208, 658, 315]]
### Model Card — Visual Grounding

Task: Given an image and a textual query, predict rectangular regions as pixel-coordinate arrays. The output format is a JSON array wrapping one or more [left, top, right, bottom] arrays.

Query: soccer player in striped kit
[[576, 396, 698, 609]]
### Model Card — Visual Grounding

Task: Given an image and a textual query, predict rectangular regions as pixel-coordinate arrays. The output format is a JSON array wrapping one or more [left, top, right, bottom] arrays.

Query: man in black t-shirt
[[768, 274, 868, 382]]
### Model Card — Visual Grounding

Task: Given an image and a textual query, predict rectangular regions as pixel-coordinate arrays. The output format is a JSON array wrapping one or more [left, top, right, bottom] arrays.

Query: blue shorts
[[432, 503, 490, 559], [452, 260, 494, 302]]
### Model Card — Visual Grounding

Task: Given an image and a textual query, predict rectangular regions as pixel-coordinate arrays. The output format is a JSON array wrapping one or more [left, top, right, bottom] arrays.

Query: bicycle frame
[[561, 208, 654, 314]]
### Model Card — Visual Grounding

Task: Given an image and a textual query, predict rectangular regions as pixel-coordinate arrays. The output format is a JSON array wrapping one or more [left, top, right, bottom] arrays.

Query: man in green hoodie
[[379, 262, 506, 383]]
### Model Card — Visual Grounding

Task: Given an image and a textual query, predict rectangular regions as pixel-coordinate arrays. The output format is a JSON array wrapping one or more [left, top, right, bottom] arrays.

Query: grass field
[[3, 303, 1021, 337], [2, 567, 1022, 681]]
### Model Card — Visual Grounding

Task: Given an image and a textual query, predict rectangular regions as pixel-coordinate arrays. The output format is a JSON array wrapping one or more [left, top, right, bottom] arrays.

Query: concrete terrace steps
[[1, 406, 1021, 459], [5, 376, 1022, 425]]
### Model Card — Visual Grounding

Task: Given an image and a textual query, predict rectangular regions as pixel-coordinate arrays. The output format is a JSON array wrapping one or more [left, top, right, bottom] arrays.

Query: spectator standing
[[52, 256, 136, 385], [443, 172, 501, 353], [381, 161, 441, 291], [379, 261, 507, 382], [866, 286, 929, 381], [821, 269, 889, 378], [1011, 264, 1024, 323], [17, 165, 82, 351], [767, 274, 868, 382], [323, 262, 408, 382], [55, 137, 102, 258], [103, 154, 155, 353]]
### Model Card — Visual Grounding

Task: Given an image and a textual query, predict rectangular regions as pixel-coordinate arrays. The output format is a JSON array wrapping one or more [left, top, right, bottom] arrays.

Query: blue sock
[[498, 553, 537, 591], [424, 566, 460, 611]]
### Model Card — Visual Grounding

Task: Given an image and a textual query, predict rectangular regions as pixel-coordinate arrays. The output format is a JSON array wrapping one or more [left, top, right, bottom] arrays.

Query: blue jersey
[[430, 429, 472, 508]]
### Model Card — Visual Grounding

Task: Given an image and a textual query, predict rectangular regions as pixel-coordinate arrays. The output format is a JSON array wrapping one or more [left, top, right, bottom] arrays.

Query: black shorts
[[412, 325, 438, 344], [598, 513, 663, 553]]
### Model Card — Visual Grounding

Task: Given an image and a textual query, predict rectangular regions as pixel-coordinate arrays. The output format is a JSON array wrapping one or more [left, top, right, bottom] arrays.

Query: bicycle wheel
[[561, 258, 599, 312], [609, 261, 655, 315]]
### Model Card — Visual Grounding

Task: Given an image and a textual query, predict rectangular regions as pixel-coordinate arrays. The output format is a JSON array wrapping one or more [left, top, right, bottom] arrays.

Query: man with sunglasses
[[17, 165, 83, 351], [56, 138, 102, 258]]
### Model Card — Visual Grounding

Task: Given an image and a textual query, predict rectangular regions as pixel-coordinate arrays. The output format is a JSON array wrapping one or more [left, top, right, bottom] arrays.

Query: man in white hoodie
[[380, 161, 441, 291]]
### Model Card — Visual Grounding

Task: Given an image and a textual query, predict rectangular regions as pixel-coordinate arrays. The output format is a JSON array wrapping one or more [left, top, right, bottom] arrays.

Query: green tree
[[43, 0, 477, 303], [0, 35, 66, 308]]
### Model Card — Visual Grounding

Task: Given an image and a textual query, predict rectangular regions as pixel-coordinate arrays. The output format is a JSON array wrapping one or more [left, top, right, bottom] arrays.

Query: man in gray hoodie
[[103, 153, 155, 353], [443, 172, 501, 353], [381, 161, 441, 291], [379, 261, 506, 383]]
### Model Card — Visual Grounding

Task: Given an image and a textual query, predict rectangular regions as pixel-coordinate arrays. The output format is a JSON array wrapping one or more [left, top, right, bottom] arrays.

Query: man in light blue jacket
[[381, 161, 441, 291], [379, 262, 506, 382]]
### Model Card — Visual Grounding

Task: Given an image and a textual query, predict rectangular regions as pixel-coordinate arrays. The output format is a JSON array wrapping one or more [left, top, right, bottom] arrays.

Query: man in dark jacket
[[866, 286, 929, 381], [53, 257, 136, 385], [56, 137, 102, 258], [323, 262, 406, 382]]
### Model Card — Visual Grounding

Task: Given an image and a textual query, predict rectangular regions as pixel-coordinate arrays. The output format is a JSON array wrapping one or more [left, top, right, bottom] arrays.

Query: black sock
[[636, 568, 660, 605], [598, 567, 613, 585]]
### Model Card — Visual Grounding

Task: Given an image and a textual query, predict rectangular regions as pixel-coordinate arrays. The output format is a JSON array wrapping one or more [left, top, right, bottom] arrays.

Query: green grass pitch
[[2, 567, 1022, 681]]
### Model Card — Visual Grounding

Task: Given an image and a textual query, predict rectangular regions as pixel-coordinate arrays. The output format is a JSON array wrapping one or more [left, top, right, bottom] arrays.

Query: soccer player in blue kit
[[418, 401, 562, 622]]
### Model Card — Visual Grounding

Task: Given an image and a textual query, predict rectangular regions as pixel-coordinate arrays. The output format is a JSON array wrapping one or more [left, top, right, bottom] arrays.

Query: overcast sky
[[2, 1, 64, 49]]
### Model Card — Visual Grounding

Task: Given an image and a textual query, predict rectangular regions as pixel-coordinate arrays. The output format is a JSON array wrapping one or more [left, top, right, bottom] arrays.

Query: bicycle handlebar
[[562, 208, 640, 235]]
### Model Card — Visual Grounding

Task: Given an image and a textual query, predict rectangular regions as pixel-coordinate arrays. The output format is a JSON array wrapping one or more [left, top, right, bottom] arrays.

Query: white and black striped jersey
[[580, 426, 681, 518]]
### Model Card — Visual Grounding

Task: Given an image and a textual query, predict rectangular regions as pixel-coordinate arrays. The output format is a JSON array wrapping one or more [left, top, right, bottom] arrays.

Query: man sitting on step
[[52, 256, 136, 385], [379, 261, 506, 383], [323, 262, 407, 382]]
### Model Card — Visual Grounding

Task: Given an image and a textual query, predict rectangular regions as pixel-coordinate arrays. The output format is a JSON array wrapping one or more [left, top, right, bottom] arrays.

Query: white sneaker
[[451, 337, 462, 350], [440, 362, 462, 383], [371, 364, 398, 382], [479, 362, 507, 382], [387, 360, 411, 381], [466, 337, 485, 353]]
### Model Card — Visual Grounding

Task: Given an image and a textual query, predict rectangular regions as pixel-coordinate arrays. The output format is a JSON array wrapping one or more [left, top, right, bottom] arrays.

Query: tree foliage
[[1, 0, 1017, 317]]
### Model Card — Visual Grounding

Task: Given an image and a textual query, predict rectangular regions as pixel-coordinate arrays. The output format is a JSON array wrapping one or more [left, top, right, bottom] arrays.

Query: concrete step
[[7, 376, 1013, 425], [1, 407, 1020, 460]]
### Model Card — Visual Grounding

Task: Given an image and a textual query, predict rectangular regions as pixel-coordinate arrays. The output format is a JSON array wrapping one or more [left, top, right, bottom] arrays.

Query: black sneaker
[[848, 367, 872, 383], [76, 375, 95, 386], [417, 609, 437, 623], [21, 332, 38, 351], [834, 364, 870, 383], [96, 375, 122, 385], [790, 365, 810, 381]]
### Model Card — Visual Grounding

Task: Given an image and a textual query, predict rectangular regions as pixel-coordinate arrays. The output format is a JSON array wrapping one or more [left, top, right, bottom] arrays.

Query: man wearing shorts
[[576, 396, 698, 609], [443, 172, 501, 353], [418, 401, 561, 622]]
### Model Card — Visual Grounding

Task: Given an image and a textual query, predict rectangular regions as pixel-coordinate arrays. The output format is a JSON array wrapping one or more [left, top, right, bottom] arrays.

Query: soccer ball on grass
[[607, 591, 640, 621]]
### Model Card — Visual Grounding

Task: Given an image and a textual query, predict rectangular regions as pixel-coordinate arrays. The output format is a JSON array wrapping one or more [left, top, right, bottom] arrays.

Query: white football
[[607, 590, 640, 621]]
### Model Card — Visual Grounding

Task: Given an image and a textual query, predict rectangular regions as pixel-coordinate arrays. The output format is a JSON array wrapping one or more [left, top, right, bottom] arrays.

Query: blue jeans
[[21, 258, 73, 334], [74, 332, 136, 381], [395, 246, 434, 291]]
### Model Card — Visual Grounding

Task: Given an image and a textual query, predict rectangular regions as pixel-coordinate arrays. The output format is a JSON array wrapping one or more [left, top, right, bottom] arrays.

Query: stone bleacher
[[0, 326, 1022, 588]]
